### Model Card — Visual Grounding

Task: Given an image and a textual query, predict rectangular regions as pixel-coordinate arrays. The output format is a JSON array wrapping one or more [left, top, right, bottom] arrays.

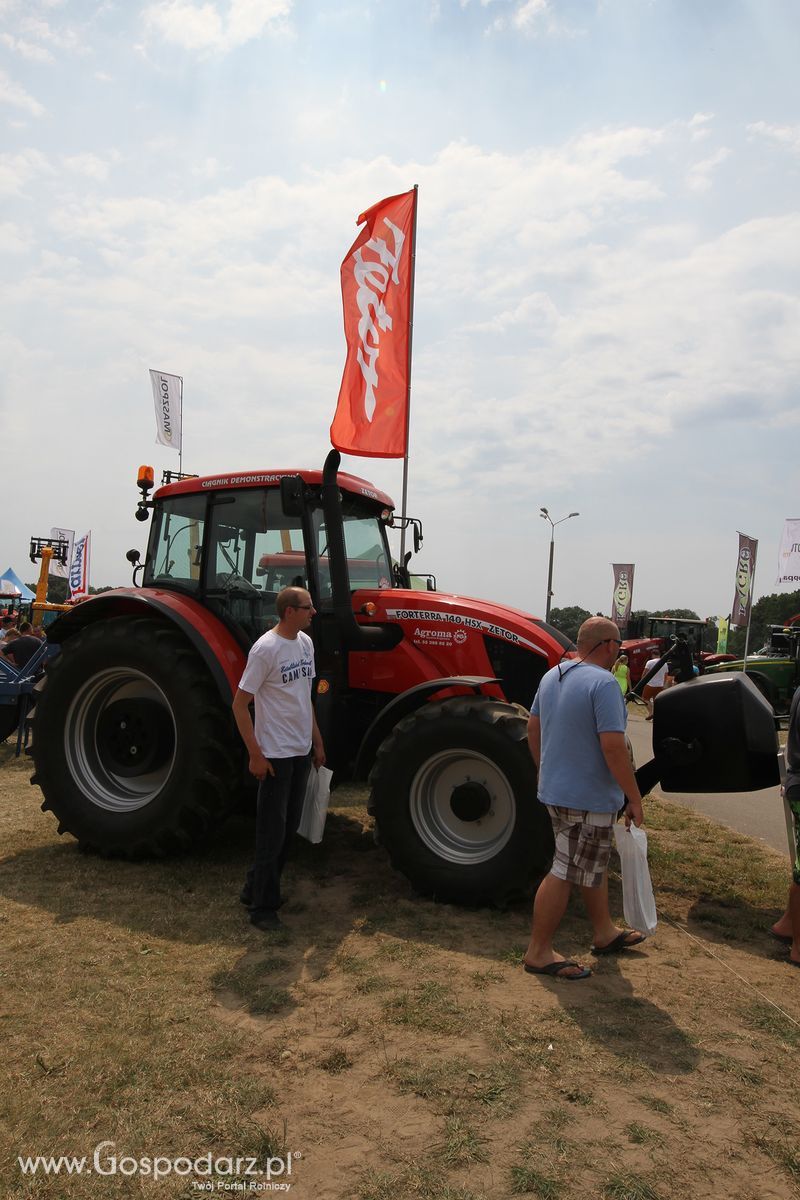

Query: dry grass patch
[[2, 748, 800, 1199]]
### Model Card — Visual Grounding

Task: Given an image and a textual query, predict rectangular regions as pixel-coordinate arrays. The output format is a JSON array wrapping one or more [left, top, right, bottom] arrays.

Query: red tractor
[[621, 616, 733, 685], [30, 452, 574, 905]]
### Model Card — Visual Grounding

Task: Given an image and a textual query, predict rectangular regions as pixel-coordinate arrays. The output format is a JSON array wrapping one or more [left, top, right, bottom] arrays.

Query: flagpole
[[179, 375, 184, 475], [742, 554, 757, 672], [399, 184, 418, 571]]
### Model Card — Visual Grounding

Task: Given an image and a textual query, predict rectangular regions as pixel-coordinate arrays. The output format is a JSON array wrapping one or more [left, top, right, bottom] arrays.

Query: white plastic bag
[[297, 765, 332, 844], [613, 823, 657, 936]]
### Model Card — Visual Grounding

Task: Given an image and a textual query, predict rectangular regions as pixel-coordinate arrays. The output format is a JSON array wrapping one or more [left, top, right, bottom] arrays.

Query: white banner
[[69, 531, 91, 599], [149, 369, 182, 451], [776, 518, 800, 586], [49, 526, 75, 579]]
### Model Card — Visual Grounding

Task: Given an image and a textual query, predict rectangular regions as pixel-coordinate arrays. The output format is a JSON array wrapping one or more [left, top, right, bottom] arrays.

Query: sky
[[1, 0, 799, 621]]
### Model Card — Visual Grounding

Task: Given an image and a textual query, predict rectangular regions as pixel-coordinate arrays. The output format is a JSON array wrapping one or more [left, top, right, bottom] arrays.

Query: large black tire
[[31, 616, 241, 856], [368, 696, 553, 905]]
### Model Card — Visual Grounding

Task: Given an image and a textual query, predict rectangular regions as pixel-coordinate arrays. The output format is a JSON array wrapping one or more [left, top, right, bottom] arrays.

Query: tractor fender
[[43, 589, 246, 704], [744, 669, 776, 706], [353, 675, 501, 781]]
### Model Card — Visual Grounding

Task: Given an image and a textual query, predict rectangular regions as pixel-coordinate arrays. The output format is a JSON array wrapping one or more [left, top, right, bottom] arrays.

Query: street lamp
[[540, 507, 580, 623]]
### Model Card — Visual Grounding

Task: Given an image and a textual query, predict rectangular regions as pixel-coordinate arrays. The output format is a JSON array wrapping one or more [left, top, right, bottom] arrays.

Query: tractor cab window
[[312, 498, 393, 604], [204, 488, 306, 642], [146, 494, 206, 593]]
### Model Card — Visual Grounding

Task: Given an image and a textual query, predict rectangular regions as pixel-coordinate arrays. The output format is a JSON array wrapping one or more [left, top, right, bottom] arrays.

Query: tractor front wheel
[[368, 695, 552, 905], [31, 616, 240, 856]]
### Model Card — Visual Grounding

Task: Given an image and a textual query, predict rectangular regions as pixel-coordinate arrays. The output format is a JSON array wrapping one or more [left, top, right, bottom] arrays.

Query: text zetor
[[30, 453, 565, 903]]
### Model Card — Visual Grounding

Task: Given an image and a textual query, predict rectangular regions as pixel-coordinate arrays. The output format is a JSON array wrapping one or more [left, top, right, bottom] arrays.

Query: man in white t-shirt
[[232, 586, 325, 931], [642, 652, 668, 721]]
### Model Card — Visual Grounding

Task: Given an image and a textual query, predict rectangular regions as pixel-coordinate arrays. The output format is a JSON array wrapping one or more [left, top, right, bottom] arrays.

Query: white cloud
[[0, 148, 52, 195], [143, 0, 292, 53], [484, 0, 582, 37], [17, 14, 85, 53], [0, 32, 54, 62], [0, 69, 45, 116], [0, 220, 32, 254], [685, 146, 730, 193], [61, 152, 119, 182], [747, 121, 800, 154]]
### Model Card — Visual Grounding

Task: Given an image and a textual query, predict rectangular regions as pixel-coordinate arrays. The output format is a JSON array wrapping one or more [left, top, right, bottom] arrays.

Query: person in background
[[612, 653, 631, 696], [770, 687, 800, 969], [0, 628, 41, 670], [642, 651, 668, 720]]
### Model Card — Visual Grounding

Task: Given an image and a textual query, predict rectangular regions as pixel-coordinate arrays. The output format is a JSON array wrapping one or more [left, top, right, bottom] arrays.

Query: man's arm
[[311, 709, 325, 769], [232, 688, 274, 780], [527, 712, 541, 769], [599, 731, 644, 827]]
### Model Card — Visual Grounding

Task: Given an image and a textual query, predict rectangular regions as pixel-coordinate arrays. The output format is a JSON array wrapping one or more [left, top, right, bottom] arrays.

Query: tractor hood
[[354, 587, 574, 662]]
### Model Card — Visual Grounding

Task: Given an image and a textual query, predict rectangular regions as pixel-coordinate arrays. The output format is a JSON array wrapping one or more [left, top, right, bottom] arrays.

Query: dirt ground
[[1, 744, 800, 1200]]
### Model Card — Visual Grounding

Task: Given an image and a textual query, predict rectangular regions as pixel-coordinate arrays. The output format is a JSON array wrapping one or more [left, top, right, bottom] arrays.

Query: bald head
[[576, 616, 621, 662]]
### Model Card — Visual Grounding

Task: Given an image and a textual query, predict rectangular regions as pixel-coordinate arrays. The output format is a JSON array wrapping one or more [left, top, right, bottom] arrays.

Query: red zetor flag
[[331, 188, 416, 458]]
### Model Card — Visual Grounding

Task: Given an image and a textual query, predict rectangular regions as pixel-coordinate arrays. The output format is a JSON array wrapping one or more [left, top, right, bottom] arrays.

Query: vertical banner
[[149, 369, 182, 452], [730, 533, 758, 628], [331, 188, 417, 458], [716, 616, 729, 654], [69, 532, 91, 600], [49, 526, 75, 579], [776, 518, 800, 585], [611, 564, 635, 630]]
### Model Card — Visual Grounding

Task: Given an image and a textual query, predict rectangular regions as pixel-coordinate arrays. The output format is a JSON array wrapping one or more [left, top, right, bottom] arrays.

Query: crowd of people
[[0, 612, 46, 670]]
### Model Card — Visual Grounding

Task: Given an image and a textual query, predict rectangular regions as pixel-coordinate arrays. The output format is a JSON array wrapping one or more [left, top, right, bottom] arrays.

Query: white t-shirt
[[238, 628, 315, 758], [643, 656, 668, 687]]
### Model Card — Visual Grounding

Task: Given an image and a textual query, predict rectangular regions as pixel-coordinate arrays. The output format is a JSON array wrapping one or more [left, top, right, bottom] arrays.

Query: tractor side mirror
[[126, 549, 140, 565], [280, 475, 305, 517], [655, 674, 780, 793]]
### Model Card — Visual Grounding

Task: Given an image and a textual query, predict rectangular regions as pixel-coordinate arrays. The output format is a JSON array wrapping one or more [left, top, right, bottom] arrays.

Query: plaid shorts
[[546, 805, 616, 888]]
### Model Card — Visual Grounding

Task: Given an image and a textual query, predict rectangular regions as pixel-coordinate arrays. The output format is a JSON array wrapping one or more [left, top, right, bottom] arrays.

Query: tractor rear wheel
[[368, 695, 552, 905], [31, 616, 240, 856]]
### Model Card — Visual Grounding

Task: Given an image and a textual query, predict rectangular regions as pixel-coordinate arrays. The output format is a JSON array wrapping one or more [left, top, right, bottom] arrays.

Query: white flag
[[49, 527, 75, 579], [777, 519, 800, 586], [69, 531, 91, 600], [149, 369, 182, 451]]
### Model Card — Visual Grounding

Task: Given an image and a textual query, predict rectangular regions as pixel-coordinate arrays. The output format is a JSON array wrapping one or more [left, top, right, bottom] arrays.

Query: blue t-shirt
[[531, 660, 627, 812]]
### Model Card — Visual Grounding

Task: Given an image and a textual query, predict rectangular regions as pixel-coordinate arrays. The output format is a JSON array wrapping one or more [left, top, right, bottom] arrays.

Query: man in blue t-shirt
[[524, 616, 646, 981]]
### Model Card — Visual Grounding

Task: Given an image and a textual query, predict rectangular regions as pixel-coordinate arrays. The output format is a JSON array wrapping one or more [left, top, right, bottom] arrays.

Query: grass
[[509, 1165, 562, 1197], [602, 1172, 662, 1200], [2, 744, 800, 1199]]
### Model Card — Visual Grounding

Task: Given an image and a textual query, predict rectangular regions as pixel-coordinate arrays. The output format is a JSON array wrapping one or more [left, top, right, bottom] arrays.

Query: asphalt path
[[626, 704, 792, 860]]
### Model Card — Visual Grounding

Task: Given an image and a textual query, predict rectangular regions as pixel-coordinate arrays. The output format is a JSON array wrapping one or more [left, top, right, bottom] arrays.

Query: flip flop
[[523, 959, 591, 980], [591, 931, 647, 955], [770, 930, 793, 945]]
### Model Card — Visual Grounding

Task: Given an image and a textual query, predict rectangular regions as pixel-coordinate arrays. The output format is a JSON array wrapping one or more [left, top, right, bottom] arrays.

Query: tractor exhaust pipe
[[321, 449, 394, 651]]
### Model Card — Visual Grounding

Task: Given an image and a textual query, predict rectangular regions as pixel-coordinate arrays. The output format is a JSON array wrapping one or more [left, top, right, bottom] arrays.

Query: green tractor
[[704, 617, 800, 714]]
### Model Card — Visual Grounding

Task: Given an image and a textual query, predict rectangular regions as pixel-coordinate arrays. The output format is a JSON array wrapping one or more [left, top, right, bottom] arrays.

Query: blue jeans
[[246, 755, 312, 917]]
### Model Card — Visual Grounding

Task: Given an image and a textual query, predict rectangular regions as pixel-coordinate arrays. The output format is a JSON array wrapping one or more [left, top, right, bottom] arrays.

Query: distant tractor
[[621, 616, 732, 685], [31, 452, 575, 905], [704, 616, 800, 714]]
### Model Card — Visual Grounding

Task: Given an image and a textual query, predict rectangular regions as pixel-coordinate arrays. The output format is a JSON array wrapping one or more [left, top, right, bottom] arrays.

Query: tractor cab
[[141, 467, 396, 648]]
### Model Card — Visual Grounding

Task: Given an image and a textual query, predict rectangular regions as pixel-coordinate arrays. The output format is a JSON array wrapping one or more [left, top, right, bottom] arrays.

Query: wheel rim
[[409, 748, 516, 865], [65, 669, 177, 812]]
